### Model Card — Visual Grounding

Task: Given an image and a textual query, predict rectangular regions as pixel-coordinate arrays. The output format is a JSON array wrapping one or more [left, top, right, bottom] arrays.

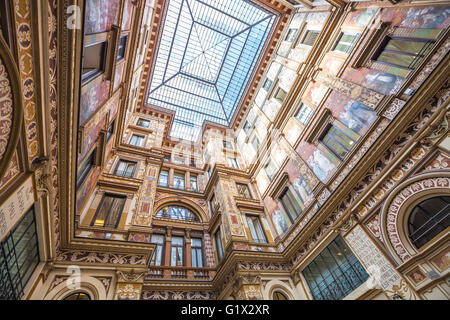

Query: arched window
[[408, 196, 450, 249], [273, 291, 288, 300], [63, 292, 91, 300], [155, 206, 200, 222]]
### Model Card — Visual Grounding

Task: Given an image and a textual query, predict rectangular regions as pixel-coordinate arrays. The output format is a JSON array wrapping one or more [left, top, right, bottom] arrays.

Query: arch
[[62, 291, 91, 300], [380, 172, 450, 264], [153, 196, 208, 223], [263, 279, 295, 300], [407, 195, 450, 249], [0, 33, 23, 181], [44, 275, 107, 300]]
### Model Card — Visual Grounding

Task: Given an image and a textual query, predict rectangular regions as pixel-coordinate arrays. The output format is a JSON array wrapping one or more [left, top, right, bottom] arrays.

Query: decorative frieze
[[345, 225, 419, 300]]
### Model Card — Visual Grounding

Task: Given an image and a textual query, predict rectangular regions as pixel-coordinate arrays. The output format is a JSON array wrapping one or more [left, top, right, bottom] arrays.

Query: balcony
[[145, 266, 214, 281]]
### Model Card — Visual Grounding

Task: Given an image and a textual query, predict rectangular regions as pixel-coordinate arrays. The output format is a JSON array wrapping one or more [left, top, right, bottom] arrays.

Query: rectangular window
[[170, 236, 184, 267], [129, 134, 144, 147], [137, 118, 150, 128], [262, 78, 273, 92], [107, 120, 115, 141], [280, 188, 303, 223], [117, 35, 128, 61], [173, 172, 185, 190], [264, 158, 278, 181], [190, 175, 198, 192], [294, 103, 314, 126], [302, 236, 369, 300], [91, 194, 126, 228], [321, 125, 356, 161], [251, 136, 261, 152], [236, 183, 252, 199], [158, 170, 169, 187], [163, 154, 171, 162], [246, 215, 267, 243], [227, 157, 239, 169], [243, 121, 252, 135], [210, 194, 217, 213], [150, 234, 165, 266], [77, 149, 96, 188], [174, 154, 185, 165], [81, 41, 107, 83], [114, 160, 136, 178], [285, 28, 298, 43], [215, 228, 224, 261], [373, 37, 434, 70], [302, 30, 320, 46], [191, 238, 203, 268], [0, 207, 39, 299], [190, 157, 196, 167], [274, 87, 288, 103], [223, 140, 233, 150], [333, 32, 359, 54]]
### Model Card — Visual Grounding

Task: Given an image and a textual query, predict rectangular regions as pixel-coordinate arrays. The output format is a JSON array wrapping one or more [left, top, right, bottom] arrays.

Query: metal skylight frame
[[146, 0, 276, 141]]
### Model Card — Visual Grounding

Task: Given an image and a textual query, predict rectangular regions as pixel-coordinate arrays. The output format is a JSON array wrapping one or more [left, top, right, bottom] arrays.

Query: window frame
[[149, 234, 166, 266], [332, 31, 360, 55], [246, 214, 267, 244], [279, 187, 302, 223], [173, 172, 186, 190], [170, 236, 185, 267], [117, 35, 128, 61], [302, 235, 369, 300], [214, 227, 224, 261], [77, 149, 96, 188], [407, 196, 450, 249], [320, 124, 357, 161], [90, 194, 126, 228], [371, 35, 435, 70], [236, 183, 252, 199], [137, 118, 151, 128], [129, 134, 145, 147], [190, 238, 204, 268], [190, 174, 198, 192], [81, 40, 108, 83], [114, 159, 137, 178], [294, 102, 314, 126]]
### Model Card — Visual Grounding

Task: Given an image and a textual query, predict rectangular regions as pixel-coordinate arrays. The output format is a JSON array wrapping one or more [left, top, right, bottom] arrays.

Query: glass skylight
[[146, 0, 276, 141]]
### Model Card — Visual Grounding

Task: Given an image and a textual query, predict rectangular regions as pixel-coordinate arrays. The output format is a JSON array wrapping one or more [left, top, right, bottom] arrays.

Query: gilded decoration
[[0, 33, 23, 183], [12, 0, 40, 166]]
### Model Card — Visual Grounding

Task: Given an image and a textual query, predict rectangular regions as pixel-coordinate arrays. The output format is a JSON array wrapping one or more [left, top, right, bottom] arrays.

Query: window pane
[[263, 78, 273, 91], [334, 32, 358, 54], [295, 103, 314, 126], [302, 236, 369, 300], [377, 51, 414, 68], [158, 170, 169, 187], [173, 173, 185, 190], [285, 28, 298, 42], [302, 30, 319, 46], [0, 207, 39, 299], [385, 39, 429, 55], [408, 196, 450, 248]]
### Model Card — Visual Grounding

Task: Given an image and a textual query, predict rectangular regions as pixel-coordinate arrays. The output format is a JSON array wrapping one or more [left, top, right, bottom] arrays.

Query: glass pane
[[385, 39, 428, 55], [322, 134, 348, 159], [172, 237, 183, 246], [302, 236, 369, 300], [378, 51, 414, 68]]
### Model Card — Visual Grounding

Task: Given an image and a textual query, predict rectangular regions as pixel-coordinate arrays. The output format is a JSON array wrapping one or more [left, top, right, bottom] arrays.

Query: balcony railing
[[145, 266, 214, 281]]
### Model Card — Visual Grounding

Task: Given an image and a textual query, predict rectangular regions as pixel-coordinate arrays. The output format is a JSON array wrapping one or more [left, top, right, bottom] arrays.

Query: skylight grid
[[147, 0, 276, 141]]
